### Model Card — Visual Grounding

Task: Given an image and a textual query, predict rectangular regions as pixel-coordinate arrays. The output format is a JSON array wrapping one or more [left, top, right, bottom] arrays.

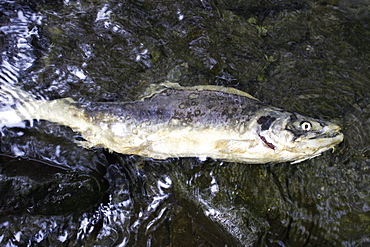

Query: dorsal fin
[[139, 81, 259, 101]]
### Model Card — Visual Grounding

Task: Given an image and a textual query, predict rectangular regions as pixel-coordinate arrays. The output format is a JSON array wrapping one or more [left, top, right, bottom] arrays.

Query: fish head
[[256, 110, 344, 163]]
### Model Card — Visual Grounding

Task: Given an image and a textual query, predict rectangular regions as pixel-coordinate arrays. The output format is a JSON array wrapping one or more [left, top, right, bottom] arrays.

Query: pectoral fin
[[214, 139, 255, 154]]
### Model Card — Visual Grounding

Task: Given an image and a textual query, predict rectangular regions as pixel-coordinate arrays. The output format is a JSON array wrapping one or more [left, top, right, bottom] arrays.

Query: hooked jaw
[[309, 124, 343, 140], [291, 126, 343, 163], [305, 122, 344, 152]]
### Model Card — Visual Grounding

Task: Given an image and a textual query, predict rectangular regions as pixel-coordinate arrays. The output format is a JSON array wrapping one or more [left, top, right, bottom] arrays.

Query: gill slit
[[258, 133, 276, 150]]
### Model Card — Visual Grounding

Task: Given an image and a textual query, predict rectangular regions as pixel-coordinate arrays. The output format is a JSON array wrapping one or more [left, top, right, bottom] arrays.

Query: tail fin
[[0, 83, 42, 128]]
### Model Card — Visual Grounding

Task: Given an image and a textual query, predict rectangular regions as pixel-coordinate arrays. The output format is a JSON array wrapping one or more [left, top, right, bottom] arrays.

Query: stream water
[[0, 0, 369, 246]]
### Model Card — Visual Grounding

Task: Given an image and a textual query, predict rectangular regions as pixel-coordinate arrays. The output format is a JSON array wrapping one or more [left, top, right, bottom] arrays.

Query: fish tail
[[0, 83, 42, 127]]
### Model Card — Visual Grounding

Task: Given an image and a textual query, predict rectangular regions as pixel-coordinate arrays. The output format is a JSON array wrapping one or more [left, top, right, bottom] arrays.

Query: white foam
[[0, 108, 25, 129]]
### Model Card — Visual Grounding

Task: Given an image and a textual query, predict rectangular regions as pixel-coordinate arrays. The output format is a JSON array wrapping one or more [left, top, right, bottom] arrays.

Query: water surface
[[0, 0, 369, 246]]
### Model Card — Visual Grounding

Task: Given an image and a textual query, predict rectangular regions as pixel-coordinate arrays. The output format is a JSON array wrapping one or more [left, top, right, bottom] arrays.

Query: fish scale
[[85, 89, 259, 130], [0, 82, 343, 164]]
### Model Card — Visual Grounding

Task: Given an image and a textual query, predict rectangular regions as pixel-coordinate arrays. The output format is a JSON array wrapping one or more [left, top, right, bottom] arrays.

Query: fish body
[[0, 82, 343, 164]]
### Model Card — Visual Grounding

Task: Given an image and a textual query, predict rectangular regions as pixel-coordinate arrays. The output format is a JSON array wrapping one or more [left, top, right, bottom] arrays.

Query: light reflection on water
[[0, 7, 41, 86], [0, 0, 369, 246]]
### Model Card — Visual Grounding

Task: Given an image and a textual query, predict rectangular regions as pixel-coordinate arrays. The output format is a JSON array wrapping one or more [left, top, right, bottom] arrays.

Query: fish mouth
[[308, 131, 343, 140]]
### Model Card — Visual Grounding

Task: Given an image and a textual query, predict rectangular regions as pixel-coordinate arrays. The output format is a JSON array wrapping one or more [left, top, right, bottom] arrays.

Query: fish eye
[[300, 121, 312, 131]]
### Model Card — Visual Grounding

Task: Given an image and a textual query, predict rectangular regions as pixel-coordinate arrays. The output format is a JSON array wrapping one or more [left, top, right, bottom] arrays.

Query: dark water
[[0, 0, 369, 246]]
